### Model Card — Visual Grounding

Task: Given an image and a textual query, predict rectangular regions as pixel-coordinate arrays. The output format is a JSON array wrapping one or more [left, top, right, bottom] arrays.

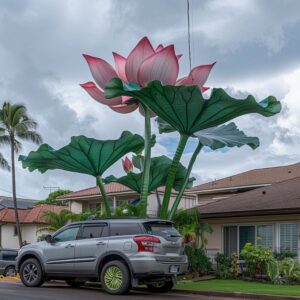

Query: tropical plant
[[280, 257, 300, 281], [0, 152, 10, 170], [36, 189, 72, 206], [215, 253, 232, 279], [232, 252, 239, 278], [37, 209, 77, 233], [240, 243, 274, 277], [185, 245, 212, 276], [0, 101, 42, 247], [173, 208, 213, 250]]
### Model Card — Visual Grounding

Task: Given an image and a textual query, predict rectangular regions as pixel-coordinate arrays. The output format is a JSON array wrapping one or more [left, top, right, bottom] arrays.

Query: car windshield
[[143, 222, 181, 239]]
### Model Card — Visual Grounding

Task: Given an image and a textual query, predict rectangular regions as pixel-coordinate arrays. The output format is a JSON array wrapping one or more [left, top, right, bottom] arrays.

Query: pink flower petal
[[177, 54, 182, 60], [182, 62, 216, 87], [83, 54, 117, 90], [201, 86, 209, 93], [121, 96, 132, 104], [125, 37, 155, 83], [109, 104, 138, 114], [80, 82, 122, 105], [155, 44, 164, 52], [138, 45, 179, 86], [175, 77, 187, 86], [113, 52, 128, 83]]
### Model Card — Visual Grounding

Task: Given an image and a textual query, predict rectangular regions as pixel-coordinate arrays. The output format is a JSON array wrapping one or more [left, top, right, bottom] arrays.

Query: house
[[58, 182, 196, 216], [0, 204, 66, 248], [192, 169, 300, 263], [186, 162, 300, 206], [0, 196, 35, 210]]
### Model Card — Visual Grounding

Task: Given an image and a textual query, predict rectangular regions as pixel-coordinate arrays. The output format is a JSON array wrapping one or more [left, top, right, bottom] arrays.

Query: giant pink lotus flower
[[81, 37, 215, 114]]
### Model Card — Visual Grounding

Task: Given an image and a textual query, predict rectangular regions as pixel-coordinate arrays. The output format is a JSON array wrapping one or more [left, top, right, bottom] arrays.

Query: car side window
[[80, 224, 108, 239], [2, 251, 18, 261], [109, 223, 143, 236], [53, 226, 80, 242]]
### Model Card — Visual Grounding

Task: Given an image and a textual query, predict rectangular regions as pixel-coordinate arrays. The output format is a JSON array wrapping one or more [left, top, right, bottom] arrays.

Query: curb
[[171, 289, 300, 300]]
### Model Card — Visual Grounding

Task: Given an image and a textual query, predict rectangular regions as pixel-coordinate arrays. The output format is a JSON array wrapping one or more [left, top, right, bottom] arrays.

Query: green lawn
[[175, 279, 300, 297]]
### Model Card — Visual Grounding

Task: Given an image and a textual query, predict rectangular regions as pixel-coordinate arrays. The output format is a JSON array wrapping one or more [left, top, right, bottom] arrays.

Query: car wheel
[[101, 260, 131, 295], [147, 281, 174, 293], [66, 280, 86, 288], [4, 266, 17, 277], [20, 258, 44, 287]]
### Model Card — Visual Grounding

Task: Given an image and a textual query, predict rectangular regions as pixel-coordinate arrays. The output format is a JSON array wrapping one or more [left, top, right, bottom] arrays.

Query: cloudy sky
[[0, 0, 300, 200]]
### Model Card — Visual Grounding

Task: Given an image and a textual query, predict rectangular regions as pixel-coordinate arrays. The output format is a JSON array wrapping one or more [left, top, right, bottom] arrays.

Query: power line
[[187, 0, 192, 71], [0, 187, 33, 199]]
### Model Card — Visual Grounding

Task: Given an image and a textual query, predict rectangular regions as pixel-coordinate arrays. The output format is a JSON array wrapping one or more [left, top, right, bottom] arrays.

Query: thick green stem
[[96, 176, 112, 217], [160, 134, 189, 219], [139, 105, 151, 217], [168, 141, 203, 220]]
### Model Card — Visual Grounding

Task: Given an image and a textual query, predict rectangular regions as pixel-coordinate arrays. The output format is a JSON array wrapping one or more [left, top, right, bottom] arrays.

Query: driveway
[[0, 281, 242, 300]]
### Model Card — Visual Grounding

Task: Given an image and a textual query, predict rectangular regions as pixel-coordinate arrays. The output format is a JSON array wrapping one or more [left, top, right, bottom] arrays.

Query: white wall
[[0, 224, 40, 249]]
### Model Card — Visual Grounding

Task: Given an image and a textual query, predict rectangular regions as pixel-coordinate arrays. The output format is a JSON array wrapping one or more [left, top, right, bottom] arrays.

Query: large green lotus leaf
[[105, 78, 281, 135], [104, 155, 195, 194], [19, 131, 144, 176], [194, 122, 259, 150]]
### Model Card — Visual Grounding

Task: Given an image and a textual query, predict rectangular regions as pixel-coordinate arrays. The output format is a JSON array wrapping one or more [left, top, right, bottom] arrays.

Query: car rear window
[[143, 222, 181, 239], [0, 250, 18, 261], [109, 223, 143, 236]]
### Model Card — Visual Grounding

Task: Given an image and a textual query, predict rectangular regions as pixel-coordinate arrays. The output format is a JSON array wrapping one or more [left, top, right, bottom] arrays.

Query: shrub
[[240, 243, 274, 277], [274, 251, 297, 261], [232, 252, 239, 278], [185, 245, 212, 276], [215, 253, 232, 279]]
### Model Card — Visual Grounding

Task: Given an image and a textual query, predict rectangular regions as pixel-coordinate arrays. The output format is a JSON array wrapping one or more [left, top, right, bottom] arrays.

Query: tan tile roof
[[57, 182, 190, 200], [58, 182, 135, 200], [0, 205, 66, 224], [189, 162, 300, 193], [198, 176, 300, 218]]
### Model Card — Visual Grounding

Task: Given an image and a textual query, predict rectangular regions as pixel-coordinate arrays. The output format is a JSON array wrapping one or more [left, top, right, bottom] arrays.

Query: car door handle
[[65, 244, 75, 248], [96, 242, 106, 246]]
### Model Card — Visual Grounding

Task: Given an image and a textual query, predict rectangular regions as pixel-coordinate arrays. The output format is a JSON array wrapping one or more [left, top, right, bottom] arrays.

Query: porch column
[[113, 196, 117, 210]]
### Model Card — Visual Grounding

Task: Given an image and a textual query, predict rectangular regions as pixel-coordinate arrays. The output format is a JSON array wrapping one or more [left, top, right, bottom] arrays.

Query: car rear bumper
[[129, 256, 188, 278]]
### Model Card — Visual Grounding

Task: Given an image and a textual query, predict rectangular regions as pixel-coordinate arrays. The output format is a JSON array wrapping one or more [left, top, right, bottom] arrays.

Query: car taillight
[[133, 235, 161, 252]]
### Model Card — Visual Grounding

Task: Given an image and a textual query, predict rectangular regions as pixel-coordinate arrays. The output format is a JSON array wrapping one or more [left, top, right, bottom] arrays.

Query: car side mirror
[[45, 234, 55, 243]]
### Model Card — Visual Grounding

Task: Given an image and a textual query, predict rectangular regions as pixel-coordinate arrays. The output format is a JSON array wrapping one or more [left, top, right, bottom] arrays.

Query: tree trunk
[[10, 134, 23, 248]]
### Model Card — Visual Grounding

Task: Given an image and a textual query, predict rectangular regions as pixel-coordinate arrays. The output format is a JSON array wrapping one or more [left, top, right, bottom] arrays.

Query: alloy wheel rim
[[6, 268, 16, 277], [104, 266, 123, 290], [23, 263, 38, 283]]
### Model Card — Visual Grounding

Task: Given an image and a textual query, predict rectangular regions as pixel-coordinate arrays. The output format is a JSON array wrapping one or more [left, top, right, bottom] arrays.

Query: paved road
[[0, 282, 240, 300]]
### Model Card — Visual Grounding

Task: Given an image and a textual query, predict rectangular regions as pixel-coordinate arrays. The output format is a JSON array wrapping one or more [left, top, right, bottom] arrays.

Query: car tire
[[20, 258, 44, 287], [101, 260, 131, 295], [147, 281, 174, 293], [66, 280, 86, 288], [4, 266, 17, 277]]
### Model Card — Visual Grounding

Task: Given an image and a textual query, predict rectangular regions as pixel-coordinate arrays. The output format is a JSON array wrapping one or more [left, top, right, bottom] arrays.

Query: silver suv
[[17, 219, 188, 294]]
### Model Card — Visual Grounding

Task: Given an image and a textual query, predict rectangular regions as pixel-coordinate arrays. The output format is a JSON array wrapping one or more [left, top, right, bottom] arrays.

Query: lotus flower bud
[[122, 156, 133, 173]]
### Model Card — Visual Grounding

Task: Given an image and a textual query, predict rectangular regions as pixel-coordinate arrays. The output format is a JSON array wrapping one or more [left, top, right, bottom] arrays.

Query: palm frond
[[0, 152, 10, 171], [16, 130, 43, 145]]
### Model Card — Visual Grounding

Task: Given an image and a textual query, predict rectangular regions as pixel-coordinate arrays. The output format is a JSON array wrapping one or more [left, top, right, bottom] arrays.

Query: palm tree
[[0, 152, 10, 170], [0, 102, 42, 247], [37, 210, 76, 233]]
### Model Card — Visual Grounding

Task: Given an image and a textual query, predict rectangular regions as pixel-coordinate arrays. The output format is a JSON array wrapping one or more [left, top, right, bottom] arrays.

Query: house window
[[280, 223, 298, 255], [223, 224, 275, 257], [239, 226, 255, 251], [224, 226, 237, 257], [257, 225, 274, 249]]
